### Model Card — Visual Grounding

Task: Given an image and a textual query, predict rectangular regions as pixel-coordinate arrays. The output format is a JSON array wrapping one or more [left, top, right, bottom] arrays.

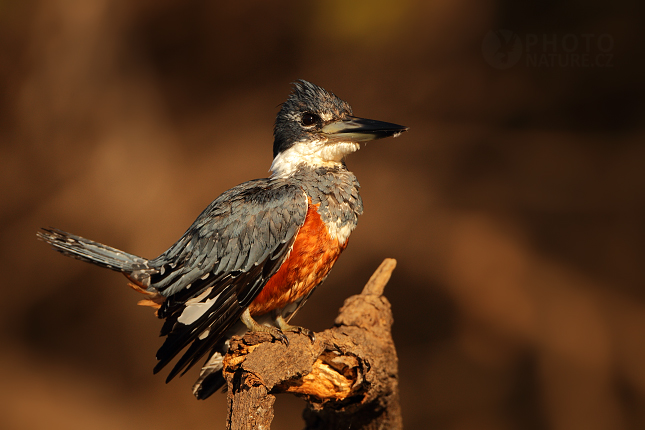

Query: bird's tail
[[37, 228, 149, 273], [192, 349, 227, 399], [191, 320, 249, 399]]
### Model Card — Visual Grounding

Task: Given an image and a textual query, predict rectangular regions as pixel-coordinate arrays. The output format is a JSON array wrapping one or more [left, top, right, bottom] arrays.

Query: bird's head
[[271, 80, 407, 177]]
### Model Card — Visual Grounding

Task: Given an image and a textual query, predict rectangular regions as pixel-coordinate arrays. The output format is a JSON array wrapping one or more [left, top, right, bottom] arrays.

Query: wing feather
[[148, 178, 308, 380]]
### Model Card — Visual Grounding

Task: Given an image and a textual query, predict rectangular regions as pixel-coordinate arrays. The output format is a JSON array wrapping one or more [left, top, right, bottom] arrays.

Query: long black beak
[[321, 116, 408, 142]]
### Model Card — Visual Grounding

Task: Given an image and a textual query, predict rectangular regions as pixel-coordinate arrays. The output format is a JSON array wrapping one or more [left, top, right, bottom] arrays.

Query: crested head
[[273, 80, 353, 159], [270, 80, 408, 178]]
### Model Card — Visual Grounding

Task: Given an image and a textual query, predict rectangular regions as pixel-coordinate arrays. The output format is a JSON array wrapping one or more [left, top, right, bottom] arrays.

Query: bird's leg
[[240, 308, 289, 346], [274, 314, 315, 343]]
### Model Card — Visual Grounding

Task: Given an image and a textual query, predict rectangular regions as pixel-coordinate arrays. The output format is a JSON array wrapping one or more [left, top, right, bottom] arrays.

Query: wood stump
[[224, 258, 402, 430]]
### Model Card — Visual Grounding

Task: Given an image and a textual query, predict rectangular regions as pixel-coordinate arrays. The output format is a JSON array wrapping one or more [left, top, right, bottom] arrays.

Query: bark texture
[[224, 258, 401, 430]]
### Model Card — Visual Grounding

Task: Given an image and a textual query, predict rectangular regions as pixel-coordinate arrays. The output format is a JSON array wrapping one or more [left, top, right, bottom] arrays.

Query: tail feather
[[192, 348, 229, 400], [37, 228, 149, 273]]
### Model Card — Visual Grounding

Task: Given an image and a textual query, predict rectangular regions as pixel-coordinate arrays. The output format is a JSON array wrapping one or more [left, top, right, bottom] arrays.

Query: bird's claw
[[289, 326, 315, 343], [275, 315, 315, 343], [272, 329, 289, 347], [242, 309, 315, 346], [241, 308, 288, 346]]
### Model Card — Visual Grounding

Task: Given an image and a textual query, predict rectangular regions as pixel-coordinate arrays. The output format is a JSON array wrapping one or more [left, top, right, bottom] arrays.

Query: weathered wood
[[224, 258, 401, 430], [226, 373, 275, 430]]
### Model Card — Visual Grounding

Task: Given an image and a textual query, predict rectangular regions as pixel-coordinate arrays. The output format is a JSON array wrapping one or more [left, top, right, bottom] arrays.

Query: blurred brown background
[[2, 0, 645, 429]]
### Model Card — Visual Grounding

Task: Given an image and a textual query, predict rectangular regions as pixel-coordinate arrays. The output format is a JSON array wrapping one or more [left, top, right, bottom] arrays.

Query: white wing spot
[[177, 290, 222, 325]]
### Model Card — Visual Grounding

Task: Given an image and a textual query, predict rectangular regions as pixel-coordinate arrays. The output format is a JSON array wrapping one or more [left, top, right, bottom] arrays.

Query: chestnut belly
[[247, 203, 347, 316]]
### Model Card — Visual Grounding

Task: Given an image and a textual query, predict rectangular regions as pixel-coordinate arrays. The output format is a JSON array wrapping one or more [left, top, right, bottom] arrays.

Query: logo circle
[[482, 30, 522, 70]]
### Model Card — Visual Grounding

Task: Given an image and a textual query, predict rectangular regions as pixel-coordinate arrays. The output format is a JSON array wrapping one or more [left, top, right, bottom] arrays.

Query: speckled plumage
[[38, 80, 406, 400]]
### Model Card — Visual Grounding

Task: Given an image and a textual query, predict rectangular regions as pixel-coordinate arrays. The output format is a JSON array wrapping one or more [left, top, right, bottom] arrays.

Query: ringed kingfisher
[[38, 80, 408, 399]]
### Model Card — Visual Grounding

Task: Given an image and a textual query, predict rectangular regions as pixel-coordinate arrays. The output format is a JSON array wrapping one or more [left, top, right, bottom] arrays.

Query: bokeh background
[[2, 1, 645, 429]]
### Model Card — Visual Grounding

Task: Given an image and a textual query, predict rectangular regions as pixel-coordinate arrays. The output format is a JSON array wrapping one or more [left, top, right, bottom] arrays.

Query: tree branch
[[224, 258, 401, 430]]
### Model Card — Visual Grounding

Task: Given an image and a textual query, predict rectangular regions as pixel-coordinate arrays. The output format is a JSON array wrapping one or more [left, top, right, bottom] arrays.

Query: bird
[[38, 80, 408, 400]]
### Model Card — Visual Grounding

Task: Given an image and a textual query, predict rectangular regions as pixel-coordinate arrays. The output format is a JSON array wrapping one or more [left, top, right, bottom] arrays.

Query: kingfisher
[[38, 80, 407, 399]]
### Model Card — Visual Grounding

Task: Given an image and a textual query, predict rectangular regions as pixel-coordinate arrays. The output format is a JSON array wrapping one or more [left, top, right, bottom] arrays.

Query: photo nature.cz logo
[[482, 30, 614, 69]]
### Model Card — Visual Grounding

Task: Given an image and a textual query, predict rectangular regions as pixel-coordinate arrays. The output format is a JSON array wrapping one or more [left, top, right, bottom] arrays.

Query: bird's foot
[[241, 308, 289, 346], [275, 315, 315, 343]]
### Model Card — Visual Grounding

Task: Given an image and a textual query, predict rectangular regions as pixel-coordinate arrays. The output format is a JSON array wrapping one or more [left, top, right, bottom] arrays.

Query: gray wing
[[149, 178, 308, 380]]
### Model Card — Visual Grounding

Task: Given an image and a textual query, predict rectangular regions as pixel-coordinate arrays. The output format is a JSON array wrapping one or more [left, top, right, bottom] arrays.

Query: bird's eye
[[301, 112, 319, 126]]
